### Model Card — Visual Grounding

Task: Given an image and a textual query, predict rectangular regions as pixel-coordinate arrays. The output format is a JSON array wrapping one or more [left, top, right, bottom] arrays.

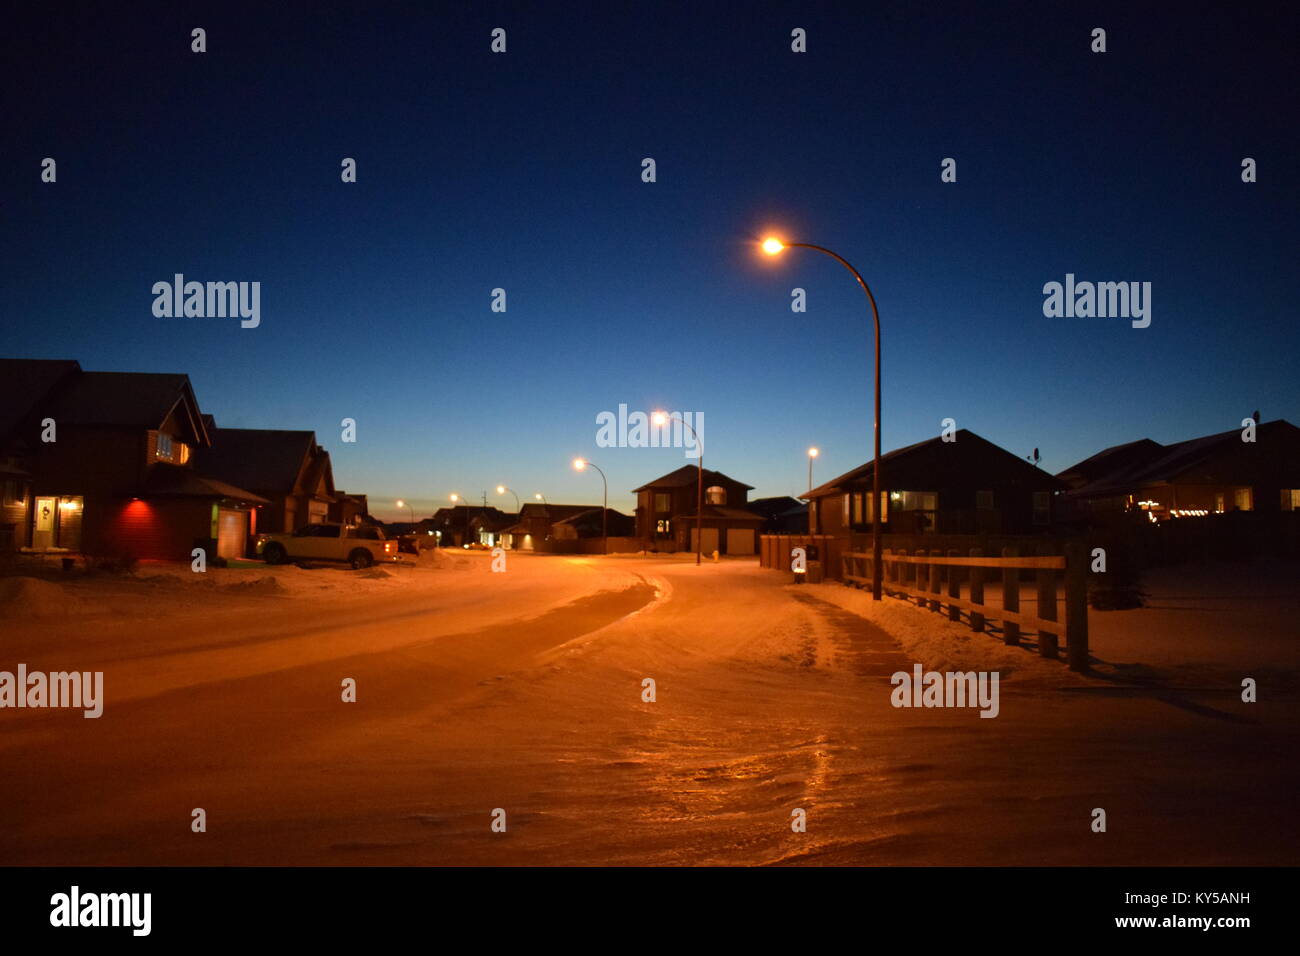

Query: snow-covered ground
[[1, 553, 1295, 865]]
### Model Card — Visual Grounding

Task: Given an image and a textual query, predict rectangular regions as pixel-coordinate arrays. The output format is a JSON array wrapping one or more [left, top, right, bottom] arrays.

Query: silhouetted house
[[0, 359, 266, 560], [430, 505, 517, 546], [747, 495, 809, 533], [1059, 420, 1300, 520], [0, 359, 81, 551], [196, 428, 336, 535], [633, 465, 764, 554], [502, 503, 601, 551], [329, 490, 369, 526], [804, 430, 1066, 537], [551, 507, 635, 541]]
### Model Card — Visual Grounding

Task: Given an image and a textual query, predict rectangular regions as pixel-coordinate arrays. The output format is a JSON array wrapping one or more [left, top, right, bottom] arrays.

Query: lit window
[[705, 485, 726, 506], [156, 433, 173, 459], [1281, 489, 1300, 511], [1233, 487, 1253, 511]]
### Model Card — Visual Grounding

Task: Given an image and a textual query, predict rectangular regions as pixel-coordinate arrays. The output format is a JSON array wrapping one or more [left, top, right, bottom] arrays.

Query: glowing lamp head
[[535, 493, 543, 500], [496, 485, 506, 495], [761, 237, 785, 256], [450, 493, 461, 503], [396, 499, 406, 508], [572, 458, 587, 471], [651, 411, 669, 427], [808, 447, 819, 458]]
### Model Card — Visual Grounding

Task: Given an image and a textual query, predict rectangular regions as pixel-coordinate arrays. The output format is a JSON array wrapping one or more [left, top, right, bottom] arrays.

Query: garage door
[[216, 509, 247, 559], [726, 528, 756, 555], [691, 527, 720, 554]]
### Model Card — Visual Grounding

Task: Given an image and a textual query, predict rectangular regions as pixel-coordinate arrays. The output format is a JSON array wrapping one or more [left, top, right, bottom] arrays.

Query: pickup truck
[[256, 523, 399, 570]]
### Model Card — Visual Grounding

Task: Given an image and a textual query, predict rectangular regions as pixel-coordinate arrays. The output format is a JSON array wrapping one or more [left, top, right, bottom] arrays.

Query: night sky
[[4, 2, 1297, 518]]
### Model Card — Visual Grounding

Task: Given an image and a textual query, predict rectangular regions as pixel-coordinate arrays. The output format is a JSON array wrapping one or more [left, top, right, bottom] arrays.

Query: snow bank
[[0, 577, 89, 620]]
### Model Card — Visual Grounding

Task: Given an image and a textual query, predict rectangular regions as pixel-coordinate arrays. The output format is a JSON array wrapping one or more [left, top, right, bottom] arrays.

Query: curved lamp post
[[395, 499, 416, 524], [449, 492, 474, 546], [571, 458, 607, 555], [496, 485, 521, 513], [652, 411, 704, 566], [763, 236, 883, 600]]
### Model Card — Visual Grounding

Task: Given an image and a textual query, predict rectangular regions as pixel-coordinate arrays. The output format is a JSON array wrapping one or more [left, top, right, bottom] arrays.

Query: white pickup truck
[[256, 523, 399, 569]]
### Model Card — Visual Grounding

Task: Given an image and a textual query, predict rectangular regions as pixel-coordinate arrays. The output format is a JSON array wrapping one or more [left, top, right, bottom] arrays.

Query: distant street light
[[763, 236, 883, 600], [807, 447, 819, 495], [449, 493, 474, 546], [395, 499, 415, 524], [652, 411, 704, 566], [496, 485, 521, 512], [571, 458, 608, 555]]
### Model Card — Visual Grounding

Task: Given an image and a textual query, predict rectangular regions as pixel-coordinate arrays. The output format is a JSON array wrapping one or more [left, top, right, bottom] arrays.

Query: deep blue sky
[[4, 2, 1297, 518]]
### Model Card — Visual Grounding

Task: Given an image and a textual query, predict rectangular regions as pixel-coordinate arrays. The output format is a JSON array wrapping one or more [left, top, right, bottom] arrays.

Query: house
[[0, 359, 267, 561], [501, 503, 603, 551], [804, 430, 1066, 537], [633, 465, 764, 555], [1059, 419, 1300, 520], [430, 505, 517, 547], [329, 490, 369, 526], [746, 495, 809, 534], [195, 427, 336, 535]]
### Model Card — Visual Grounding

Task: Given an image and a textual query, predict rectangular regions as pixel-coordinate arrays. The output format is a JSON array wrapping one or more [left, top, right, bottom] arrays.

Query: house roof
[[633, 465, 753, 493], [516, 503, 598, 521], [1056, 438, 1165, 490], [0, 359, 81, 444], [747, 495, 808, 519], [43, 371, 209, 443], [195, 428, 321, 493], [142, 463, 268, 503], [1064, 420, 1299, 498], [552, 507, 635, 536], [669, 505, 766, 523], [806, 429, 1066, 498]]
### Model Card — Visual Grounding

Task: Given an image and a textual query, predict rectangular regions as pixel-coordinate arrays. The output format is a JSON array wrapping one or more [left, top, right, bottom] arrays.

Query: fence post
[[1037, 542, 1059, 659], [1065, 539, 1090, 672], [1002, 546, 1020, 646], [898, 549, 911, 600], [882, 548, 892, 595], [969, 548, 985, 632], [947, 548, 961, 621]]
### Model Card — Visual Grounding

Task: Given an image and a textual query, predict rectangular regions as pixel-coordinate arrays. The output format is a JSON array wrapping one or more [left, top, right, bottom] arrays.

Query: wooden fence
[[842, 542, 1089, 671]]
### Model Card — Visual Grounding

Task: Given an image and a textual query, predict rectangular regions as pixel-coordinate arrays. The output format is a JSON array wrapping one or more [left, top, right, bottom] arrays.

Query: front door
[[33, 497, 56, 549]]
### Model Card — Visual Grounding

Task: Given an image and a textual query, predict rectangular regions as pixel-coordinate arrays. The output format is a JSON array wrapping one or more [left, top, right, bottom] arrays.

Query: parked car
[[256, 523, 400, 569]]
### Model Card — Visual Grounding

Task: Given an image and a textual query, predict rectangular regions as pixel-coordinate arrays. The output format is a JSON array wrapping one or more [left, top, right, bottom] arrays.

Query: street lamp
[[571, 458, 607, 554], [496, 485, 521, 513], [763, 236, 884, 600], [806, 447, 819, 495], [395, 499, 416, 524], [449, 493, 474, 547], [652, 411, 704, 566]]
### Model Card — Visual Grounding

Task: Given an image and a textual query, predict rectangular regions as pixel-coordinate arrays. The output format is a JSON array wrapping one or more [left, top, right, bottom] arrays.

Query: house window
[[3, 480, 22, 506], [863, 492, 889, 524], [1281, 489, 1300, 511], [1032, 491, 1051, 525], [156, 432, 174, 460], [976, 490, 994, 510], [654, 493, 671, 513], [842, 494, 850, 524], [1233, 487, 1253, 511], [705, 485, 726, 506]]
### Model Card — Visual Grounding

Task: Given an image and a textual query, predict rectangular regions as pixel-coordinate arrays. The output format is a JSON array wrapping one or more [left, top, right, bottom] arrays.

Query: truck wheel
[[263, 542, 287, 565], [349, 548, 373, 570]]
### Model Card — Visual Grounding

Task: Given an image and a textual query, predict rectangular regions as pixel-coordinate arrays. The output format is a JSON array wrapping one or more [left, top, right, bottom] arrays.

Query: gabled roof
[[747, 495, 809, 519], [142, 463, 268, 503], [806, 430, 1066, 498], [44, 371, 209, 444], [1065, 420, 1299, 498], [195, 428, 320, 493], [633, 465, 753, 493], [552, 507, 635, 536], [1056, 438, 1165, 490], [0, 359, 81, 443], [516, 503, 599, 521]]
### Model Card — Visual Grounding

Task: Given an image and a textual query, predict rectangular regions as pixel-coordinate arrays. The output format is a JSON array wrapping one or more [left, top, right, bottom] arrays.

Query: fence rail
[[842, 542, 1089, 671]]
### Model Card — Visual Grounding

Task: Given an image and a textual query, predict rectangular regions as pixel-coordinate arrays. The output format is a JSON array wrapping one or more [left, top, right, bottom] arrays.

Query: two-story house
[[633, 465, 764, 555], [1, 359, 267, 561], [195, 427, 336, 536]]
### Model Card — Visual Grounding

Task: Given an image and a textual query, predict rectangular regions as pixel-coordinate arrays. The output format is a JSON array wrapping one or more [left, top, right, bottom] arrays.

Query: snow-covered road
[[1, 554, 1295, 865]]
